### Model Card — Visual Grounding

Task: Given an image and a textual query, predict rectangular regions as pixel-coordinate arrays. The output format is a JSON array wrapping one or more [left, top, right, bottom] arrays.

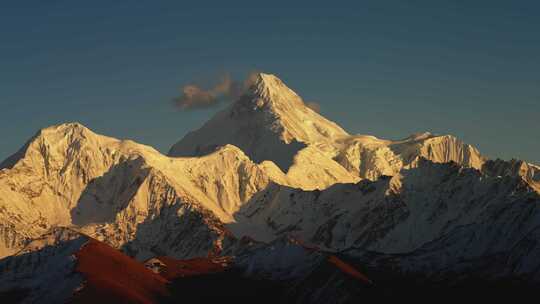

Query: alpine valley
[[1, 73, 539, 303]]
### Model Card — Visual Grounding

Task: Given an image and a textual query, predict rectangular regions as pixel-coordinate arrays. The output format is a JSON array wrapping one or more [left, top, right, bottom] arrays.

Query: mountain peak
[[0, 122, 117, 171], [252, 73, 281, 89], [168, 72, 349, 171], [238, 72, 305, 113], [250, 73, 296, 98], [39, 122, 96, 141]]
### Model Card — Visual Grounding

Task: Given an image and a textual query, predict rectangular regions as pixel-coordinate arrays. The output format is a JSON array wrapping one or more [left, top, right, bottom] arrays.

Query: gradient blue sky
[[1, 1, 539, 163]]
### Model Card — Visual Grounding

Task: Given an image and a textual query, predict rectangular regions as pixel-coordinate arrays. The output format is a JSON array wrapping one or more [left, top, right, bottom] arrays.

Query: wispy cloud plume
[[173, 74, 233, 110], [173, 72, 259, 111]]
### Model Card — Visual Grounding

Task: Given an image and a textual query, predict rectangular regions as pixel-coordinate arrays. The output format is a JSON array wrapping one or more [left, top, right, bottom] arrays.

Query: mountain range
[[1, 73, 539, 303]]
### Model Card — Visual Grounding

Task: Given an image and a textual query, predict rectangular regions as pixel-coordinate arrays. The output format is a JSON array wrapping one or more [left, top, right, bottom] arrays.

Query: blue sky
[[1, 1, 539, 163]]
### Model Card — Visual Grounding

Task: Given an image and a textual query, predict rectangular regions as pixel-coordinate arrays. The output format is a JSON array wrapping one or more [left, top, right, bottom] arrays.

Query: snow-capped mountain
[[168, 73, 350, 170], [169, 73, 486, 187], [0, 123, 268, 259], [1, 72, 539, 303]]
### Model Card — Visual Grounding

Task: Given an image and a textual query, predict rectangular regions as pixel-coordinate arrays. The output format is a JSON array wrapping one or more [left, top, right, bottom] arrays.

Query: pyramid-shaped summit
[[168, 73, 349, 171]]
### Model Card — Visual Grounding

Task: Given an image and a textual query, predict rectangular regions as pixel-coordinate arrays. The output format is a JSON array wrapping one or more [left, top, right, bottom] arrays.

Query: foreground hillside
[[1, 228, 536, 303]]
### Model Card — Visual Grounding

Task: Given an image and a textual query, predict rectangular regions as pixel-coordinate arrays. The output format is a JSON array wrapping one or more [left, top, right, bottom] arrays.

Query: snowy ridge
[[239, 159, 540, 255], [334, 132, 485, 180]]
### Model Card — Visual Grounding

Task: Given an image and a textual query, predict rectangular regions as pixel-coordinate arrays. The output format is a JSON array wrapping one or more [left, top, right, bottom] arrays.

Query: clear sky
[[1, 1, 539, 164]]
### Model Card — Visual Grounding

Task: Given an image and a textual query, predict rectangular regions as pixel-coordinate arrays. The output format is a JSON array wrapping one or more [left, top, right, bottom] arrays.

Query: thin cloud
[[173, 71, 260, 111], [173, 74, 233, 110]]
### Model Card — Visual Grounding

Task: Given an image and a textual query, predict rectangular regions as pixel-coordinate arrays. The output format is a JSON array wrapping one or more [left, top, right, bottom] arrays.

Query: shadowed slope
[[0, 228, 170, 304], [71, 239, 169, 304]]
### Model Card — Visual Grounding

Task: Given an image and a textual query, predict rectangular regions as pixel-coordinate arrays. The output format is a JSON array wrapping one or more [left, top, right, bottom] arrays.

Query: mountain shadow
[[169, 130, 307, 173], [70, 157, 150, 226], [119, 200, 237, 261]]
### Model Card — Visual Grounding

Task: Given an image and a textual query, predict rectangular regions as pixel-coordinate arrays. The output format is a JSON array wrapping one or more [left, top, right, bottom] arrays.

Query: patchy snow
[[0, 227, 88, 304]]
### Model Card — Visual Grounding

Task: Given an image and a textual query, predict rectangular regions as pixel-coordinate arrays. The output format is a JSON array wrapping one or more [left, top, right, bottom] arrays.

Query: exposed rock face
[[482, 158, 540, 192]]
